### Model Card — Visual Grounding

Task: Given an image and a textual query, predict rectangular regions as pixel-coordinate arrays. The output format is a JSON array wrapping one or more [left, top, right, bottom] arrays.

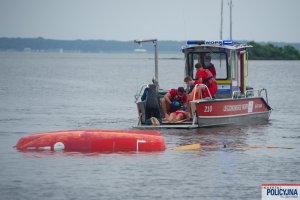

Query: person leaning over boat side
[[195, 63, 217, 98], [184, 76, 196, 94], [144, 84, 162, 125], [203, 55, 216, 78], [184, 75, 203, 94], [161, 87, 188, 119], [184, 76, 204, 101]]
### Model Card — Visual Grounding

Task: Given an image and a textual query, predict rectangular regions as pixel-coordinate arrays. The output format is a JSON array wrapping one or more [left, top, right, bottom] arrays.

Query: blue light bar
[[186, 40, 234, 46], [186, 40, 205, 45], [223, 40, 234, 45]]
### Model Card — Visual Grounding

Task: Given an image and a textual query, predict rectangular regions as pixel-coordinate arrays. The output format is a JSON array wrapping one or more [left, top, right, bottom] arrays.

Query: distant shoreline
[[1, 37, 300, 60]]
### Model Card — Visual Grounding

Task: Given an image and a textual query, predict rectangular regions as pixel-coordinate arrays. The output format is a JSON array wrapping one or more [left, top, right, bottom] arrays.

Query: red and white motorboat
[[134, 39, 272, 128]]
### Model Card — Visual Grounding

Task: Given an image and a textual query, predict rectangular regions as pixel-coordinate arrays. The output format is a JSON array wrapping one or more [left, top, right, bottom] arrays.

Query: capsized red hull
[[16, 130, 166, 153]]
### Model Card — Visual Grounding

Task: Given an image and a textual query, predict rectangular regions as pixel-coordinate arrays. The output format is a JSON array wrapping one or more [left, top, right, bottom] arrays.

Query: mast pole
[[134, 39, 159, 88], [220, 0, 223, 40], [229, 0, 233, 40], [154, 40, 158, 87]]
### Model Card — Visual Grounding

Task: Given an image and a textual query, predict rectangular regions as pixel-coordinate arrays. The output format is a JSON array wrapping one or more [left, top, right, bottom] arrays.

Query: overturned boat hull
[[16, 130, 166, 153]]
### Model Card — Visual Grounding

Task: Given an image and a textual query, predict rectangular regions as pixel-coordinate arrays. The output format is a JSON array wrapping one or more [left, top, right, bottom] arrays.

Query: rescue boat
[[133, 39, 272, 128], [16, 129, 166, 152]]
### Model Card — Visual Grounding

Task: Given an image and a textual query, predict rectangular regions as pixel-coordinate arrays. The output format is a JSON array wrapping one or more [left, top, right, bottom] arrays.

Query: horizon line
[[1, 36, 300, 44]]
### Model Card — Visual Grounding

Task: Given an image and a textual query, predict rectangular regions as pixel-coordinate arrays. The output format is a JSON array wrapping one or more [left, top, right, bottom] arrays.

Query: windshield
[[186, 52, 228, 80]]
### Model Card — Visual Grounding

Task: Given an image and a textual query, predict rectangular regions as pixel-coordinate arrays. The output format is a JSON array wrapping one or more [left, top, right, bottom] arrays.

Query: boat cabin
[[183, 40, 252, 99]]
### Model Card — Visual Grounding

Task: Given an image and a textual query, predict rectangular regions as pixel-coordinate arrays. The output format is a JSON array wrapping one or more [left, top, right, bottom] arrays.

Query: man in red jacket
[[161, 87, 188, 119], [195, 63, 217, 98]]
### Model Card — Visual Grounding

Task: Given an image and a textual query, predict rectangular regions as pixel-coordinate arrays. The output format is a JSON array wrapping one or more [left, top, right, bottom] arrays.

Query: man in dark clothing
[[143, 84, 162, 125]]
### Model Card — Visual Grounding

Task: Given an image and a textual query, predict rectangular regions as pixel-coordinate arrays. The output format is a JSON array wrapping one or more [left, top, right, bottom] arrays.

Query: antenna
[[228, 0, 233, 40], [220, 0, 223, 40]]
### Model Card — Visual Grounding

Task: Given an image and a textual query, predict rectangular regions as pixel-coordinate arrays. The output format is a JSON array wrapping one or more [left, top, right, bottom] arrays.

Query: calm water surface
[[0, 52, 299, 200]]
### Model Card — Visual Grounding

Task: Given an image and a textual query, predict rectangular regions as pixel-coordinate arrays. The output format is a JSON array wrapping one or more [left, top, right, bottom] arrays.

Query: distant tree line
[[0, 37, 300, 60], [247, 41, 300, 60]]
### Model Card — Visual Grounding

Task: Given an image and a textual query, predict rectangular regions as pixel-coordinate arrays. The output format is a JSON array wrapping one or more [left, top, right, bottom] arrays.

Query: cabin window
[[211, 53, 228, 80], [187, 52, 228, 80]]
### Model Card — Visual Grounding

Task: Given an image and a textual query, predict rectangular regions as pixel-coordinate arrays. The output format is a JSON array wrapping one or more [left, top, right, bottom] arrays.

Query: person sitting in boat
[[203, 55, 216, 78], [144, 84, 162, 125], [161, 87, 188, 119], [164, 107, 191, 123], [195, 63, 217, 98]]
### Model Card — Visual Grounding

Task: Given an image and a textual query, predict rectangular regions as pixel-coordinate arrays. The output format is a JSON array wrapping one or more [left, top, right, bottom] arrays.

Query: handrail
[[191, 84, 212, 101], [232, 88, 269, 103], [191, 111, 197, 126], [232, 90, 243, 99], [258, 88, 269, 103]]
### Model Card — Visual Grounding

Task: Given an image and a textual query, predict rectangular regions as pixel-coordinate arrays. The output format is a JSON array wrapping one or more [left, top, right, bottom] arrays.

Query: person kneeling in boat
[[161, 87, 188, 119], [164, 107, 191, 123], [195, 63, 217, 98], [144, 84, 162, 125]]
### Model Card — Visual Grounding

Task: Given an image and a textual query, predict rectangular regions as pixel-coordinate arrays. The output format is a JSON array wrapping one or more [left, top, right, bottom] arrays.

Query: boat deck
[[133, 121, 198, 129]]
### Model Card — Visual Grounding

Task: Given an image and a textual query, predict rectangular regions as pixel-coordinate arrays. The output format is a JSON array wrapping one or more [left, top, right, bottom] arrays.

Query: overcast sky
[[0, 0, 299, 43]]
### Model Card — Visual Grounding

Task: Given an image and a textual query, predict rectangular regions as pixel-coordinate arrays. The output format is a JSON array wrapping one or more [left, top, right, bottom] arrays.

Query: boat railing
[[232, 90, 245, 99], [191, 84, 213, 101], [134, 84, 148, 103], [258, 88, 269, 103], [232, 88, 269, 103]]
